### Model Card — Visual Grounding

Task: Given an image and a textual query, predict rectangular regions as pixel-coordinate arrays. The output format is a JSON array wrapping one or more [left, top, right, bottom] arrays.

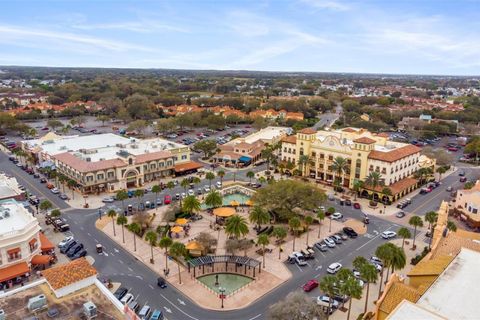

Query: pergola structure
[[188, 255, 262, 278]]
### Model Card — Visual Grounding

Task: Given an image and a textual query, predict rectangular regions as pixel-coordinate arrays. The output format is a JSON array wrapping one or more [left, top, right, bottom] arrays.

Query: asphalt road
[[313, 103, 342, 130], [1, 148, 475, 320]]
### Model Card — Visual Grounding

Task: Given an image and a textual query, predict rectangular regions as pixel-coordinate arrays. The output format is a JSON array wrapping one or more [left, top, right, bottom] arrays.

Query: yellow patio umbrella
[[176, 218, 189, 225], [186, 240, 204, 251], [245, 200, 253, 206], [230, 200, 240, 207], [171, 226, 183, 233], [213, 207, 236, 217]]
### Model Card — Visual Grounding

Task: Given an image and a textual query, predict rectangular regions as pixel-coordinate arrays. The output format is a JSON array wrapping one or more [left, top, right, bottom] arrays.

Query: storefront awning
[[0, 262, 29, 282], [239, 156, 252, 163], [174, 161, 203, 173], [39, 232, 55, 252], [31, 255, 52, 265]]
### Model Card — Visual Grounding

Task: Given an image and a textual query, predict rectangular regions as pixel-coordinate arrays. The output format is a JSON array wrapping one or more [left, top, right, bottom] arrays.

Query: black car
[[40, 178, 47, 183], [33, 173, 40, 178], [157, 277, 167, 289], [113, 287, 128, 300], [60, 240, 77, 254], [343, 227, 358, 238], [66, 243, 84, 257], [8, 156, 15, 161], [71, 249, 87, 260]]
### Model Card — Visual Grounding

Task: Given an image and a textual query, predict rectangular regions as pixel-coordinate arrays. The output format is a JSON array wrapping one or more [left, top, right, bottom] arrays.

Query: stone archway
[[361, 190, 370, 198], [124, 169, 140, 188]]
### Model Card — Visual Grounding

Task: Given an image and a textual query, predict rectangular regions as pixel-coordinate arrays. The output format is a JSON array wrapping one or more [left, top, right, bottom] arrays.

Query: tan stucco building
[[454, 180, 480, 228]]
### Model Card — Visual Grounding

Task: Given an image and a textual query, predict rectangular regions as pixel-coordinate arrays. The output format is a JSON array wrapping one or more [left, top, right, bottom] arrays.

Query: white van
[[139, 305, 151, 319], [120, 293, 134, 305]]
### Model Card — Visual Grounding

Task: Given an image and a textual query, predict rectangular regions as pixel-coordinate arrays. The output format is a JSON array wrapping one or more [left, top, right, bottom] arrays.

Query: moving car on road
[[395, 211, 406, 218], [330, 212, 343, 220], [302, 279, 319, 292], [381, 230, 397, 239], [102, 197, 115, 203], [342, 227, 358, 238]]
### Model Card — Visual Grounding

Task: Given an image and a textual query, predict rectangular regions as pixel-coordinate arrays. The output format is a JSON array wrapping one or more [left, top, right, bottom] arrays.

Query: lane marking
[[248, 314, 262, 320], [161, 294, 199, 320], [128, 267, 133, 272], [119, 260, 124, 264], [356, 226, 394, 251], [148, 284, 154, 290]]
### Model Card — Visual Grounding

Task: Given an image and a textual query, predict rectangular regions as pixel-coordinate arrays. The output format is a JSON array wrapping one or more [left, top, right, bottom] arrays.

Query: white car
[[216, 181, 222, 189], [51, 188, 59, 194], [188, 189, 195, 196], [327, 262, 342, 274], [181, 192, 186, 199], [102, 197, 115, 203], [381, 231, 397, 239], [120, 293, 134, 305], [330, 212, 343, 220], [204, 186, 211, 193], [58, 236, 74, 248], [317, 295, 339, 308], [323, 238, 336, 248]]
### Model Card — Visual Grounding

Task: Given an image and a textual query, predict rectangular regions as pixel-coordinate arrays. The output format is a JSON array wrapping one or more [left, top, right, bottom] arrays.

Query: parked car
[[59, 193, 69, 200], [188, 189, 195, 196], [342, 227, 358, 238], [40, 178, 47, 183], [317, 295, 339, 309], [138, 305, 151, 319], [459, 171, 465, 176], [314, 242, 328, 251], [149, 310, 164, 320], [353, 202, 361, 209], [157, 277, 167, 289], [66, 243, 84, 257], [302, 279, 319, 292], [50, 188, 59, 194], [60, 239, 77, 253], [120, 293, 134, 305], [156, 198, 163, 206], [58, 236, 74, 248], [204, 186, 211, 193], [327, 262, 342, 274], [370, 256, 384, 266], [323, 238, 336, 248], [330, 235, 343, 244], [164, 195, 171, 204], [381, 231, 397, 239], [127, 301, 140, 312], [71, 249, 87, 260], [216, 181, 222, 189], [446, 186, 452, 192], [113, 287, 128, 300], [460, 177, 467, 182]]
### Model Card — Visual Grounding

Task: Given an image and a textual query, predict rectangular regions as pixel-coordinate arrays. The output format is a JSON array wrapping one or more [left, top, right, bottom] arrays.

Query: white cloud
[[72, 21, 188, 33], [299, 0, 350, 11], [0, 25, 153, 52]]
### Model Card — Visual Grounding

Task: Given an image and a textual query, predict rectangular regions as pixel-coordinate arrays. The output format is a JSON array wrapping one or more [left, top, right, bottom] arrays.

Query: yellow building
[[454, 180, 480, 228], [281, 127, 424, 202]]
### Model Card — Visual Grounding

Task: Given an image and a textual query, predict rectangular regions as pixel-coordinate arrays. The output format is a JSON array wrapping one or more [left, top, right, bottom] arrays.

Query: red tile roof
[[53, 152, 126, 173], [354, 137, 376, 144], [42, 258, 97, 290], [135, 150, 172, 164], [299, 128, 316, 134], [174, 161, 203, 173], [368, 145, 421, 163], [342, 128, 357, 133], [282, 135, 297, 144], [367, 177, 418, 195]]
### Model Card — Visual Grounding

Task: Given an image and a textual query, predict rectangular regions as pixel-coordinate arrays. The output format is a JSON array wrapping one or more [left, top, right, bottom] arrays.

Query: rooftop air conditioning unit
[[27, 294, 47, 312], [86, 158, 91, 162], [83, 301, 97, 318], [59, 146, 67, 150]]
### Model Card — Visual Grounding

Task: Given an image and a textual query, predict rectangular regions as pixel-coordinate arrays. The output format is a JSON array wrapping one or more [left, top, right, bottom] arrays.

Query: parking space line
[[148, 284, 154, 290], [128, 267, 133, 272], [295, 264, 303, 272]]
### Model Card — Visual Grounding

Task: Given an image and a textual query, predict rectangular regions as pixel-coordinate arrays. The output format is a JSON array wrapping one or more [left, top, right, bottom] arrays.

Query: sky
[[0, 0, 480, 75]]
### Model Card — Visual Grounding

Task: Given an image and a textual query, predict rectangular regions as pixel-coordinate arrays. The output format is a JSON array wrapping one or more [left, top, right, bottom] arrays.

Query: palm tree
[[319, 275, 338, 320], [116, 190, 128, 214], [58, 174, 67, 193], [67, 179, 76, 200], [261, 147, 275, 170], [205, 172, 215, 188], [289, 217, 301, 251], [409, 215, 424, 249], [205, 190, 223, 208], [39, 200, 53, 213], [249, 206, 270, 230], [317, 210, 326, 238], [332, 156, 349, 187], [352, 180, 363, 201], [50, 209, 61, 218], [436, 166, 447, 182], [272, 226, 287, 260], [365, 171, 383, 193], [128, 222, 141, 252], [107, 209, 117, 237], [145, 231, 158, 264], [246, 171, 255, 184], [217, 170, 225, 185], [447, 220, 457, 232], [304, 215, 314, 246], [352, 256, 368, 270], [297, 154, 311, 177], [389, 244, 406, 274], [180, 178, 190, 193], [169, 242, 186, 284], [134, 189, 144, 205], [182, 195, 201, 215], [116, 215, 128, 243], [257, 234, 270, 268], [360, 263, 378, 313], [166, 181, 175, 192], [192, 176, 201, 188], [343, 275, 363, 320], [398, 227, 411, 249], [381, 187, 392, 204], [225, 215, 249, 239], [337, 268, 354, 309], [375, 243, 393, 298], [278, 162, 286, 179], [159, 237, 173, 274], [425, 211, 438, 249], [152, 185, 161, 210]]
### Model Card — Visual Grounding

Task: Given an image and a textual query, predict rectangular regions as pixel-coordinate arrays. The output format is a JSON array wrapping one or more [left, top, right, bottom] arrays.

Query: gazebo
[[186, 240, 205, 257], [213, 207, 235, 218], [171, 226, 183, 234], [188, 255, 262, 278]]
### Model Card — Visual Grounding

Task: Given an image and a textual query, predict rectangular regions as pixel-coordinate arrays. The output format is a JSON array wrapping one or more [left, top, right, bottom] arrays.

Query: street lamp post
[[219, 287, 226, 308]]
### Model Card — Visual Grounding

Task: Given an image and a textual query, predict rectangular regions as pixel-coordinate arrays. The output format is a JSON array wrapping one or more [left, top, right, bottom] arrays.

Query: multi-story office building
[[281, 127, 427, 202], [22, 133, 199, 193]]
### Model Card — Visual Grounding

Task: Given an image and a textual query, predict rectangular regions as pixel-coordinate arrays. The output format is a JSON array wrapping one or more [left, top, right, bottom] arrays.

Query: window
[[328, 155, 333, 161], [107, 171, 115, 179], [356, 159, 361, 168], [167, 161, 173, 166], [7, 248, 21, 261], [159, 161, 164, 167], [128, 158, 133, 165], [299, 148, 304, 156], [97, 174, 104, 180], [284, 147, 287, 152], [150, 163, 156, 170], [181, 155, 187, 160], [311, 152, 316, 158], [29, 238, 38, 252], [86, 175, 93, 182], [369, 165, 374, 171], [320, 153, 325, 159]]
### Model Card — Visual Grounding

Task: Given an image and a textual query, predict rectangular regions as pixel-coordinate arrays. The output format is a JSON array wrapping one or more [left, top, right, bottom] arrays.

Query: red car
[[448, 147, 458, 152], [164, 195, 172, 205], [353, 203, 361, 209], [302, 279, 319, 292]]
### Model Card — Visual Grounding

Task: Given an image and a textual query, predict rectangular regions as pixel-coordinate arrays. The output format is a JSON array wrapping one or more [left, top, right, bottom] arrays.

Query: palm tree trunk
[[133, 234, 137, 251], [326, 301, 331, 320], [278, 246, 281, 260], [402, 238, 405, 249], [378, 270, 384, 299], [165, 249, 169, 272], [121, 225, 125, 243], [306, 227, 310, 246], [177, 262, 182, 284], [364, 283, 370, 313], [150, 246, 154, 263], [318, 224, 322, 238], [347, 297, 353, 320], [262, 245, 266, 268], [112, 218, 116, 236], [385, 265, 391, 285], [292, 234, 296, 251], [412, 227, 417, 249]]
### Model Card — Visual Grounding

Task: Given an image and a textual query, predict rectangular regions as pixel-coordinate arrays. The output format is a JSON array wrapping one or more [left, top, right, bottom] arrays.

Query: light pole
[[219, 287, 226, 309]]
